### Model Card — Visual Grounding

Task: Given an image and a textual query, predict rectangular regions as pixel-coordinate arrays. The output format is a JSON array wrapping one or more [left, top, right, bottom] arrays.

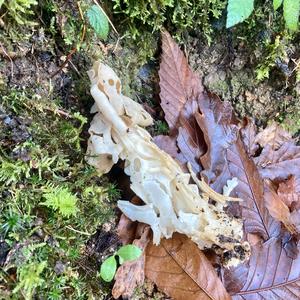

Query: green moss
[[0, 0, 38, 26], [105, 0, 226, 64], [0, 88, 115, 299], [280, 109, 300, 135], [204, 71, 229, 98]]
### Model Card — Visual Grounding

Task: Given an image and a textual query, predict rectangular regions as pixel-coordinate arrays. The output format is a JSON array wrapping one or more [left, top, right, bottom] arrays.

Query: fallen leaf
[[176, 99, 207, 173], [112, 225, 150, 299], [193, 94, 279, 239], [256, 142, 300, 183], [264, 180, 296, 234], [225, 136, 280, 239], [153, 135, 187, 169], [195, 93, 239, 193], [145, 233, 231, 300], [158, 32, 278, 240], [117, 213, 137, 245], [278, 176, 300, 209], [254, 122, 292, 149], [159, 31, 202, 131], [224, 238, 300, 300], [240, 117, 259, 157], [158, 31, 206, 173]]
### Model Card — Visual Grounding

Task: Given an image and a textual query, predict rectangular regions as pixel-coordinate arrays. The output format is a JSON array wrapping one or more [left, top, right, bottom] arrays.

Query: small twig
[[50, 48, 77, 78], [113, 34, 126, 53], [92, 0, 119, 35], [69, 59, 81, 76], [0, 43, 14, 78], [53, 108, 72, 118], [66, 225, 93, 236], [291, 58, 300, 74]]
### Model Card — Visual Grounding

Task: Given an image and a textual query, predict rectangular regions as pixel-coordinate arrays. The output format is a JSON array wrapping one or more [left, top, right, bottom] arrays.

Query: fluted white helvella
[[85, 61, 250, 266]]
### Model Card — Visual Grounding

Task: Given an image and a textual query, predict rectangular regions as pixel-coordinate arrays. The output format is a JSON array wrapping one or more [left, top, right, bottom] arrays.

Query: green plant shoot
[[100, 245, 142, 282]]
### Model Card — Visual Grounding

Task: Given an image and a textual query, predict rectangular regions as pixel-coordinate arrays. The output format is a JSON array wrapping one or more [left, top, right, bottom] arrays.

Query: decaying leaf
[[278, 176, 300, 209], [240, 118, 259, 156], [158, 32, 277, 241], [225, 238, 300, 300], [112, 225, 150, 299], [146, 233, 231, 300], [155, 30, 300, 300], [256, 141, 300, 183], [86, 60, 249, 263], [264, 180, 296, 234], [254, 122, 292, 149], [159, 31, 203, 131], [158, 31, 206, 173]]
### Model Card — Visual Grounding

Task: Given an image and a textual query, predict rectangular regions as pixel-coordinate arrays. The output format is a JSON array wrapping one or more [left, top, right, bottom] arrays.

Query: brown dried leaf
[[193, 94, 279, 240], [159, 31, 202, 130], [224, 238, 300, 300], [240, 118, 259, 157], [256, 142, 300, 185], [278, 176, 300, 209], [117, 213, 137, 245], [112, 225, 150, 299], [264, 180, 296, 234], [158, 31, 277, 240], [158, 31, 207, 173], [254, 122, 292, 149], [145, 233, 231, 300]]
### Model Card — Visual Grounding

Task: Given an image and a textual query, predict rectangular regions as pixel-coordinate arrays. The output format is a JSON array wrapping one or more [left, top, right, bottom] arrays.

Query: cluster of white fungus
[[86, 61, 249, 264]]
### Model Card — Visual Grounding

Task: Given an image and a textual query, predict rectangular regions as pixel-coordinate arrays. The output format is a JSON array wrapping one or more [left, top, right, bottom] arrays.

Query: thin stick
[[0, 43, 14, 78], [66, 225, 92, 236]]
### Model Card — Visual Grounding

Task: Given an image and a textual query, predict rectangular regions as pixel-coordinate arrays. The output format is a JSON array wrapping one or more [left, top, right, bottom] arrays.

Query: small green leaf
[[0, 0, 4, 9], [100, 256, 117, 282], [226, 0, 254, 28], [273, 0, 283, 10], [284, 0, 300, 31], [116, 245, 142, 263], [86, 5, 109, 40]]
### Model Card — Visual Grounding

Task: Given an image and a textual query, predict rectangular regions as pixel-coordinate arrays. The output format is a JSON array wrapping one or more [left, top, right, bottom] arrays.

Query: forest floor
[[0, 1, 299, 299]]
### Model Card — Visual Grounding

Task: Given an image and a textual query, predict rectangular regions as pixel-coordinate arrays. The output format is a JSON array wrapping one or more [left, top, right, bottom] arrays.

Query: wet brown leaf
[[145, 233, 231, 300], [224, 238, 300, 300], [264, 180, 296, 234], [112, 225, 150, 299], [153, 135, 186, 170], [278, 176, 300, 209], [193, 93, 279, 239], [254, 122, 292, 149], [159, 30, 202, 131], [240, 118, 259, 157], [256, 141, 300, 185]]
